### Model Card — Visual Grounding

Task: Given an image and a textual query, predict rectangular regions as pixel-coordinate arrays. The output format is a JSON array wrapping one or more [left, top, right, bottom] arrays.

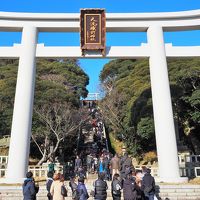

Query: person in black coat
[[69, 176, 78, 200], [141, 168, 155, 200], [46, 171, 54, 200], [75, 155, 82, 176], [93, 172, 108, 200], [77, 177, 89, 200], [123, 172, 137, 200], [134, 170, 145, 200], [120, 153, 134, 179], [111, 173, 122, 200]]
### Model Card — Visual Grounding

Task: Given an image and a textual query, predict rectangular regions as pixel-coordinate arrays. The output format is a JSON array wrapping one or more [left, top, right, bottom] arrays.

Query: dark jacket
[[141, 173, 155, 195], [135, 184, 145, 200], [121, 156, 133, 173], [46, 178, 53, 192], [94, 179, 108, 200], [123, 178, 137, 200], [77, 182, 89, 200], [69, 180, 78, 192], [75, 158, 82, 170], [46, 178, 53, 200], [69, 180, 78, 199], [23, 178, 38, 200], [111, 179, 122, 197], [104, 157, 110, 170]]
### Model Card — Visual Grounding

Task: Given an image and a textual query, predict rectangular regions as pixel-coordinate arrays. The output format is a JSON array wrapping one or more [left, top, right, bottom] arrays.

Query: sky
[[0, 0, 200, 94]]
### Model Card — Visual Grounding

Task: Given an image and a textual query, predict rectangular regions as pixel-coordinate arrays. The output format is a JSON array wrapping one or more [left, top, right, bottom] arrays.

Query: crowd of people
[[22, 102, 158, 200], [73, 151, 157, 200], [22, 152, 158, 200]]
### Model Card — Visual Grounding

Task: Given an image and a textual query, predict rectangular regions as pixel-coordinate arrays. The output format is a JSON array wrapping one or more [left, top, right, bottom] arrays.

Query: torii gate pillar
[[6, 26, 37, 183], [147, 26, 187, 182]]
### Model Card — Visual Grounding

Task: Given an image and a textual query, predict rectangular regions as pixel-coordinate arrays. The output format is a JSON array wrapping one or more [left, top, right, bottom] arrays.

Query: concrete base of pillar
[[0, 178, 24, 184], [156, 176, 188, 183]]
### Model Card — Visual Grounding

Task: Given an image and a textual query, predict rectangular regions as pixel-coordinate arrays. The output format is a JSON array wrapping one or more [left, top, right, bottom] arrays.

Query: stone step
[[1, 195, 199, 199], [1, 194, 200, 200], [1, 196, 112, 200], [1, 184, 200, 200]]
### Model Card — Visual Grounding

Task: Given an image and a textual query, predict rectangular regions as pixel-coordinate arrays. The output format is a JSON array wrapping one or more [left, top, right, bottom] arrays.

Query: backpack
[[112, 181, 121, 195], [23, 180, 36, 196], [144, 185, 153, 193], [72, 189, 79, 200], [143, 176, 154, 194], [23, 182, 31, 195], [61, 185, 68, 197]]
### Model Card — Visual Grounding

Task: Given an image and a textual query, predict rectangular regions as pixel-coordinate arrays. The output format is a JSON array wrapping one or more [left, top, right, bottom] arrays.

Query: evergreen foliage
[[0, 58, 89, 161], [100, 58, 200, 156]]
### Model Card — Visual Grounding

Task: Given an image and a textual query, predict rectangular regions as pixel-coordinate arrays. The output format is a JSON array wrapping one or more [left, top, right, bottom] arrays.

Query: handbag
[[72, 189, 78, 199], [61, 185, 68, 197], [47, 192, 52, 198], [90, 190, 95, 197], [154, 195, 158, 200]]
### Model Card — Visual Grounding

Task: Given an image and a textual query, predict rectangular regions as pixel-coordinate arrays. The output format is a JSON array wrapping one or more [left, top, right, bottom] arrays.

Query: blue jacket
[[46, 178, 53, 192], [77, 182, 89, 200], [22, 178, 37, 200]]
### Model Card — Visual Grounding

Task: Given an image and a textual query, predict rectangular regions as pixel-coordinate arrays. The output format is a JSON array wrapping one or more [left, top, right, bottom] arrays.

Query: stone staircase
[[1, 182, 200, 200], [157, 185, 200, 200]]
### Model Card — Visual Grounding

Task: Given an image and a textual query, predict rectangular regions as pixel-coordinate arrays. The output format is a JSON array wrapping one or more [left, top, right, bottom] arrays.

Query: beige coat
[[110, 156, 120, 170], [50, 180, 65, 200]]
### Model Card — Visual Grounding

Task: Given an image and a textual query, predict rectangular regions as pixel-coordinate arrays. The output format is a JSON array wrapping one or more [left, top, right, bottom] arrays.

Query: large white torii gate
[[1, 9, 200, 183]]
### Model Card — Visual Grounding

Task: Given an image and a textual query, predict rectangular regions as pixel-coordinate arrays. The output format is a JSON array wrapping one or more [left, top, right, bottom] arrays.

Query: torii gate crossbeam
[[1, 9, 200, 183]]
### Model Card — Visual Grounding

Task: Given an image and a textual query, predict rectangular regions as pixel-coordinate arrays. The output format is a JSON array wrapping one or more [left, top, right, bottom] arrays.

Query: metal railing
[[102, 124, 109, 151]]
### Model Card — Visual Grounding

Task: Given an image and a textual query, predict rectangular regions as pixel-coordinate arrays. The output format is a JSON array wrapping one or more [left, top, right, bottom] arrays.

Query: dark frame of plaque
[[80, 9, 106, 56]]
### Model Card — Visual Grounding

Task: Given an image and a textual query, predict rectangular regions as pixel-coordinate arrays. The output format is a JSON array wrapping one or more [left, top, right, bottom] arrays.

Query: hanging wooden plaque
[[80, 9, 106, 56]]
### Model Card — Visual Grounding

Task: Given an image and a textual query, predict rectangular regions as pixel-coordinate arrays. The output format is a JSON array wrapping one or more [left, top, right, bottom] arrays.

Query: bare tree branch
[[99, 86, 127, 134], [32, 103, 89, 165], [31, 135, 44, 156]]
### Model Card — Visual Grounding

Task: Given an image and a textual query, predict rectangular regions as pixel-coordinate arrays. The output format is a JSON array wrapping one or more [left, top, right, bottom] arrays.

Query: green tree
[[0, 58, 89, 161], [100, 58, 200, 156]]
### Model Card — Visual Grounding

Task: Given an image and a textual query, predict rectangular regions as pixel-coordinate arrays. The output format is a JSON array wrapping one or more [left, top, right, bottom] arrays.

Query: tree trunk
[[37, 136, 48, 165], [37, 151, 47, 165]]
